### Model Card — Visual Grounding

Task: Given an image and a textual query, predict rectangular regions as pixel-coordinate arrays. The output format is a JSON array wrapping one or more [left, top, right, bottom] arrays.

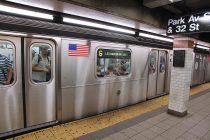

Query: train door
[[199, 54, 204, 84], [0, 35, 24, 134], [202, 55, 207, 83], [0, 36, 57, 134], [147, 50, 158, 98], [0, 36, 24, 135], [156, 51, 167, 95], [206, 56, 210, 82], [192, 54, 200, 85], [24, 38, 56, 127], [147, 50, 167, 99]]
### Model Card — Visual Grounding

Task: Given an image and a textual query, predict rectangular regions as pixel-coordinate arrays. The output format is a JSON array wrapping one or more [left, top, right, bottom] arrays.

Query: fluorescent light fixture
[[196, 45, 210, 50], [63, 17, 135, 35], [0, 5, 53, 20], [32, 35, 51, 38], [139, 32, 173, 42], [199, 12, 210, 22], [0, 31, 27, 36]]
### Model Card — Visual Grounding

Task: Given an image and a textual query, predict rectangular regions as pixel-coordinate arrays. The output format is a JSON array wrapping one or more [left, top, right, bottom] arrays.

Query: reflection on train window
[[149, 52, 156, 74], [194, 62, 198, 70], [0, 42, 14, 86], [96, 48, 131, 77], [31, 44, 52, 83], [159, 55, 166, 73]]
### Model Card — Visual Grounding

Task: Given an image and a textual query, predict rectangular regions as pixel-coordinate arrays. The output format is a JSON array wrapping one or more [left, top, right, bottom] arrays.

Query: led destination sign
[[167, 12, 210, 35], [97, 49, 131, 59]]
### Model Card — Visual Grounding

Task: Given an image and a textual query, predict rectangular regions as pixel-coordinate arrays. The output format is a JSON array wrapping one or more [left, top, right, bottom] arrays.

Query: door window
[[96, 48, 131, 77], [31, 43, 52, 83], [194, 61, 199, 70], [159, 54, 166, 73], [149, 52, 157, 74], [0, 41, 15, 86]]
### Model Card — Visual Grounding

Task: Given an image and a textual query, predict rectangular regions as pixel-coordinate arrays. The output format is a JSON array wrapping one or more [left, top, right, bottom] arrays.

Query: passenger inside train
[[106, 65, 115, 76], [32, 45, 51, 83], [97, 52, 131, 77], [0, 42, 13, 85]]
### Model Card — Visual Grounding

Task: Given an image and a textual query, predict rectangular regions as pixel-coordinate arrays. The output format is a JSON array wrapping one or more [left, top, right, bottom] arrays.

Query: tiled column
[[168, 39, 194, 117]]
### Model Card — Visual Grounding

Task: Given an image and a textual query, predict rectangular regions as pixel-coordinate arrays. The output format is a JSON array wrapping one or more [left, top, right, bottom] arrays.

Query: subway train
[[0, 13, 209, 137], [191, 52, 210, 86]]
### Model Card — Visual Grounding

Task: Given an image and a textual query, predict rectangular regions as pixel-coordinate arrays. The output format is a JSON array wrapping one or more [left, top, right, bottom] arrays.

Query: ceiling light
[[0, 31, 27, 36], [139, 32, 173, 42], [0, 5, 53, 20], [199, 12, 210, 22], [63, 17, 136, 35], [196, 45, 209, 50], [32, 35, 51, 38]]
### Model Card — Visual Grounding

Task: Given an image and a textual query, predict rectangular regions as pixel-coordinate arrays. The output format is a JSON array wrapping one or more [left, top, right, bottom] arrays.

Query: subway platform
[[8, 83, 210, 140]]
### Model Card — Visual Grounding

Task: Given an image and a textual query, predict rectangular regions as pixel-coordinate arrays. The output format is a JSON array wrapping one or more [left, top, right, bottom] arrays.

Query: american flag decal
[[68, 44, 89, 57]]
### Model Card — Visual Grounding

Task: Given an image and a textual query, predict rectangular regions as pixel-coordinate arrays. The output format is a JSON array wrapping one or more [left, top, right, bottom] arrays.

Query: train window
[[159, 55, 166, 73], [194, 62, 198, 70], [31, 43, 52, 83], [96, 48, 131, 77], [149, 52, 156, 74], [0, 41, 15, 86]]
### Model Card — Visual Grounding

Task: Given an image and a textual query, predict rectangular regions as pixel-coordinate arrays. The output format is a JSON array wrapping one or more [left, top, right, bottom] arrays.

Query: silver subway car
[[0, 34, 172, 137], [60, 40, 171, 121], [191, 52, 210, 86], [0, 14, 173, 137]]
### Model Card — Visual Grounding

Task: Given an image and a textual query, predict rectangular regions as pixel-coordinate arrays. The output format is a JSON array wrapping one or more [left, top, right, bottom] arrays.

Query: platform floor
[[78, 87, 210, 140], [8, 83, 210, 140]]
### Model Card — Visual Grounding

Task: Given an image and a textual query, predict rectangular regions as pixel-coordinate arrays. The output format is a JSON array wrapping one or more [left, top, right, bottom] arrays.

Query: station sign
[[167, 12, 210, 35], [97, 49, 131, 59]]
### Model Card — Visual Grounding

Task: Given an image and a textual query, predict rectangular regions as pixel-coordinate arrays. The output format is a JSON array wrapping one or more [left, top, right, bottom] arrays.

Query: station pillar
[[168, 39, 194, 117]]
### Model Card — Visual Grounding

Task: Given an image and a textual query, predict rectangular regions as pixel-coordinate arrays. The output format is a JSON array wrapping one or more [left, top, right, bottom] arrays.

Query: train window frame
[[95, 47, 132, 79], [30, 42, 53, 84], [0, 40, 16, 87], [159, 52, 166, 73], [149, 51, 157, 74], [194, 61, 199, 70]]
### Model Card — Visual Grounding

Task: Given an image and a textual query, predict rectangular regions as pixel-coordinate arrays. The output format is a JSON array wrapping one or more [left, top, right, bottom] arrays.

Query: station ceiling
[[168, 0, 210, 15], [3, 0, 210, 42], [143, 0, 210, 42]]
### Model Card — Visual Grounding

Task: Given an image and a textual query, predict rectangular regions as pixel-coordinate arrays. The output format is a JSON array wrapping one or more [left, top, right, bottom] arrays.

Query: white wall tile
[[168, 48, 193, 113]]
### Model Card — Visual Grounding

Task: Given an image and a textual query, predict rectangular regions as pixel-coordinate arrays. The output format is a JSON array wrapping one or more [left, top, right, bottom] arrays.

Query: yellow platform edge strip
[[9, 83, 210, 140]]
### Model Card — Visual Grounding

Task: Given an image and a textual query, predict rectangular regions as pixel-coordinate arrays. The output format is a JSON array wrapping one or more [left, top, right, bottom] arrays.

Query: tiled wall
[[168, 48, 194, 113]]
